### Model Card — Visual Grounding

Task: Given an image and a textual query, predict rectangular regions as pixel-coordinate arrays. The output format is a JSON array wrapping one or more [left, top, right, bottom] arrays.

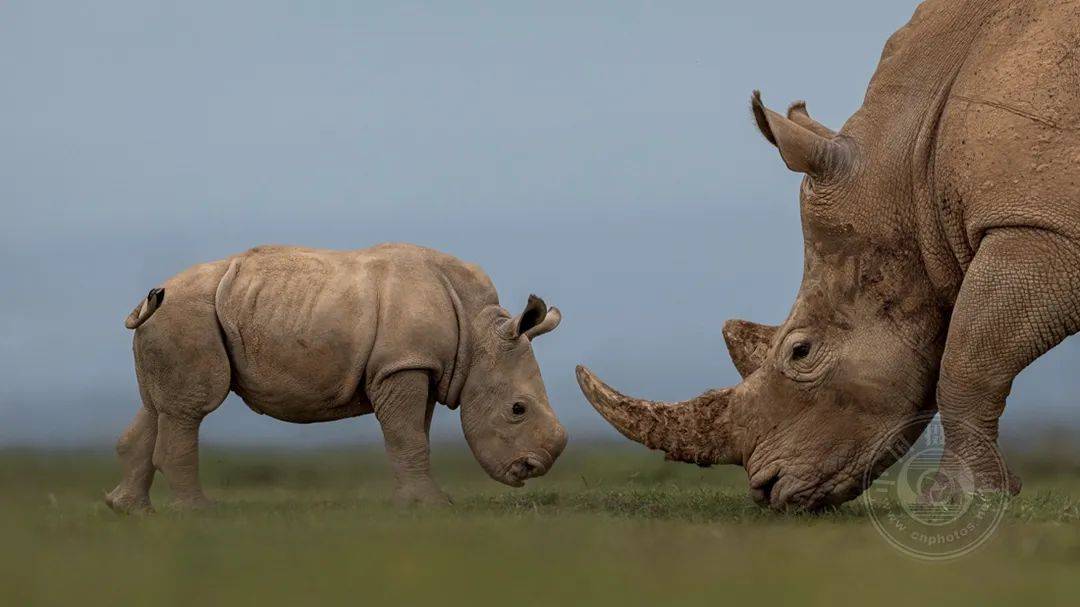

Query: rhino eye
[[512, 402, 527, 416], [791, 342, 812, 360]]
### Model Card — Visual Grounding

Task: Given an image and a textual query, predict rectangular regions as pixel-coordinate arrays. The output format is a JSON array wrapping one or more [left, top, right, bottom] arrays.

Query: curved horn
[[524, 306, 561, 340], [576, 366, 737, 467]]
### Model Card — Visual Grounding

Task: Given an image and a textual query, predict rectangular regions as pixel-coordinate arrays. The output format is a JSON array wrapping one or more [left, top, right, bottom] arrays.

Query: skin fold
[[579, 0, 1080, 510], [106, 243, 567, 513]]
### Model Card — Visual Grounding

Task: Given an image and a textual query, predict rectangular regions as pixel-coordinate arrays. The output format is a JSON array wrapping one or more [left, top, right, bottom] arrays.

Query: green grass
[[2, 444, 1079, 606]]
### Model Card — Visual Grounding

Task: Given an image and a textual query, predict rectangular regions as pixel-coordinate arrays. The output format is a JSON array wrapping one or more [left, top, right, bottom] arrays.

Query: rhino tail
[[124, 288, 165, 329]]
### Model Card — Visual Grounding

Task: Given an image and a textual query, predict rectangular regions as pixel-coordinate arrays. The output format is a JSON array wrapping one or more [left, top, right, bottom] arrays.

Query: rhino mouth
[[749, 472, 782, 508], [749, 465, 867, 511], [500, 455, 549, 487], [750, 473, 825, 510]]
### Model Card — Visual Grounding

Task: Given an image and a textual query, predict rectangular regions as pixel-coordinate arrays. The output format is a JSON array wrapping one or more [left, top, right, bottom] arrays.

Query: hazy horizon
[[3, 1, 1078, 449]]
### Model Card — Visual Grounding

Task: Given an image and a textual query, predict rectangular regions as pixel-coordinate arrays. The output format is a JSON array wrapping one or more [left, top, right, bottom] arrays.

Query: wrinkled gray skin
[[106, 243, 567, 513], [579, 0, 1080, 510]]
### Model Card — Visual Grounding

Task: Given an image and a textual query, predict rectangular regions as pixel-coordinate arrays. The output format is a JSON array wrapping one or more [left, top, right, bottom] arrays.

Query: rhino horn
[[722, 319, 778, 378], [575, 366, 737, 467]]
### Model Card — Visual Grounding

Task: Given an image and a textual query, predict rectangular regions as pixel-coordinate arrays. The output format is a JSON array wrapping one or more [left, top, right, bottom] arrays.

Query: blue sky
[[2, 1, 1077, 447]]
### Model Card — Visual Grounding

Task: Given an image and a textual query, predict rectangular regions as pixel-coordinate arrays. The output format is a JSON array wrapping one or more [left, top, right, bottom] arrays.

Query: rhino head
[[461, 295, 568, 487], [578, 92, 948, 510]]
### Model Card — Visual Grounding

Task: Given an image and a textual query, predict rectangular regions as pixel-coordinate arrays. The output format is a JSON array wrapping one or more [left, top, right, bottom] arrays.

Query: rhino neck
[[433, 274, 476, 409], [839, 0, 1004, 304], [432, 256, 504, 409]]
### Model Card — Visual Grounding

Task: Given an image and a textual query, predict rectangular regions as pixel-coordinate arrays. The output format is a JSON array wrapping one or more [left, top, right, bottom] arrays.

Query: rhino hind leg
[[118, 287, 231, 511], [155, 411, 226, 509], [105, 406, 158, 514], [371, 369, 451, 507], [936, 228, 1080, 495]]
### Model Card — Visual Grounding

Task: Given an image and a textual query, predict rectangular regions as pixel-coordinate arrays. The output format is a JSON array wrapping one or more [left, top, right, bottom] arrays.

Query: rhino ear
[[524, 306, 561, 341], [511, 294, 550, 339], [751, 91, 848, 178], [786, 100, 837, 139], [722, 319, 778, 378]]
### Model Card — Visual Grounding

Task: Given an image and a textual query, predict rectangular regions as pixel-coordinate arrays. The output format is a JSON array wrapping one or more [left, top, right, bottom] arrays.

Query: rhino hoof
[[393, 486, 454, 508], [170, 495, 217, 511], [104, 487, 154, 515]]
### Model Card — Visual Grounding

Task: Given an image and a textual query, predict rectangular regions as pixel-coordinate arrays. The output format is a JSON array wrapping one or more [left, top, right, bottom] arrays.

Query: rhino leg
[[105, 406, 158, 514], [937, 228, 1080, 495], [133, 288, 231, 510], [154, 413, 221, 509], [372, 369, 450, 507]]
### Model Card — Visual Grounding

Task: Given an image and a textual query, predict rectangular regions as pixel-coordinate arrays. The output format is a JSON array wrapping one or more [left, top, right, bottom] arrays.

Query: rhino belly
[[233, 384, 374, 424], [224, 324, 375, 423]]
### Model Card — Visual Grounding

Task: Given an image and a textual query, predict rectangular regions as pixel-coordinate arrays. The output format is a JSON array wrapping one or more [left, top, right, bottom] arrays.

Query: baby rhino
[[106, 243, 567, 513]]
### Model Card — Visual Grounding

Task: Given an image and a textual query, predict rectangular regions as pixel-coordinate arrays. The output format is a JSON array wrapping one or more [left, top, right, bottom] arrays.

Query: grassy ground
[[2, 444, 1078, 606]]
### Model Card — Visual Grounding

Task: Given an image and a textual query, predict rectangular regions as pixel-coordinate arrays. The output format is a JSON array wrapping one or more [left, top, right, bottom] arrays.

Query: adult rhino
[[578, 0, 1079, 510], [107, 243, 567, 513]]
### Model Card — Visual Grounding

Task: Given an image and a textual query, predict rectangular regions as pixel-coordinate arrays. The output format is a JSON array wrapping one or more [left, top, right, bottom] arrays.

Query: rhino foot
[[919, 455, 1022, 505], [1006, 470, 1023, 496], [393, 484, 453, 508], [104, 486, 154, 515], [170, 495, 217, 511]]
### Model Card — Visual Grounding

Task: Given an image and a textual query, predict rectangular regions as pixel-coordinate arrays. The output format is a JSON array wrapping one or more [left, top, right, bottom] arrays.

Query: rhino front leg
[[937, 228, 1080, 495], [372, 369, 451, 507]]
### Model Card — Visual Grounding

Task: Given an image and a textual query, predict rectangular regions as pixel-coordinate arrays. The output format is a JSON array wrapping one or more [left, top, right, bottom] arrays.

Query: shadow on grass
[[457, 486, 868, 522]]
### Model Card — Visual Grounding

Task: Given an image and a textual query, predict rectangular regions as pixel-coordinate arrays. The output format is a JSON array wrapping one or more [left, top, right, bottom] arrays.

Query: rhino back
[[935, 0, 1080, 249], [843, 0, 1079, 276], [214, 244, 470, 422]]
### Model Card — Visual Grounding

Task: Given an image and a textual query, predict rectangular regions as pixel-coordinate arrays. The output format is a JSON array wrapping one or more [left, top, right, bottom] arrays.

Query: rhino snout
[[509, 456, 548, 482], [550, 422, 568, 460], [748, 464, 866, 511], [505, 426, 565, 486]]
